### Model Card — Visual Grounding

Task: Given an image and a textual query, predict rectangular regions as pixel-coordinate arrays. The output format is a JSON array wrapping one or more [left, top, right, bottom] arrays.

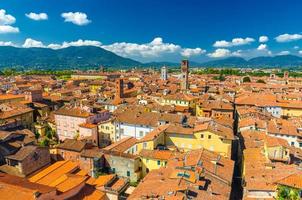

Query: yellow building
[[89, 81, 103, 94], [0, 94, 25, 104], [196, 100, 234, 118], [160, 93, 197, 113], [165, 123, 233, 158], [264, 136, 290, 163], [135, 125, 168, 152], [98, 119, 116, 142], [139, 149, 173, 177], [135, 122, 234, 159], [281, 106, 302, 117], [0, 103, 34, 129]]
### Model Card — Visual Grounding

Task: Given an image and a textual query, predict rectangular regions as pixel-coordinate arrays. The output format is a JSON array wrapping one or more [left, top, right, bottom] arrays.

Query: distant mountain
[[0, 46, 141, 70], [200, 55, 302, 68], [248, 55, 302, 67], [143, 61, 179, 67], [143, 61, 201, 68], [201, 57, 247, 67], [0, 46, 302, 70]]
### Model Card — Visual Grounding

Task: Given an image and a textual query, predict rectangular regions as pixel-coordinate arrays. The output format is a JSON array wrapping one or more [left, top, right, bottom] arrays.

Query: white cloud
[[25, 12, 48, 21], [259, 36, 268, 43], [213, 37, 255, 47], [256, 44, 272, 55], [299, 50, 302, 55], [22, 38, 45, 48], [102, 37, 181, 58], [61, 12, 91, 26], [207, 48, 245, 58], [17, 37, 205, 62], [0, 41, 15, 46], [47, 39, 102, 49], [0, 9, 15, 25], [294, 46, 299, 49], [257, 44, 267, 51], [47, 43, 62, 49], [0, 9, 19, 34], [277, 50, 290, 56], [232, 50, 242, 57], [213, 40, 229, 48], [207, 48, 231, 58], [0, 25, 19, 33], [62, 39, 101, 48], [275, 33, 302, 42], [181, 48, 206, 57]]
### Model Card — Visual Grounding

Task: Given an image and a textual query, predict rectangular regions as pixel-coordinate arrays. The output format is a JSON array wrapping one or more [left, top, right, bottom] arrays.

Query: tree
[[277, 185, 300, 200], [45, 126, 54, 139], [256, 79, 266, 84], [34, 130, 40, 140], [242, 76, 251, 83], [213, 73, 225, 82], [40, 138, 50, 147], [2, 68, 17, 76]]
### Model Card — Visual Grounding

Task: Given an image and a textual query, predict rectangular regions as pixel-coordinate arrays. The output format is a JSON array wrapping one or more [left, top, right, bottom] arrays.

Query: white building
[[161, 66, 168, 80]]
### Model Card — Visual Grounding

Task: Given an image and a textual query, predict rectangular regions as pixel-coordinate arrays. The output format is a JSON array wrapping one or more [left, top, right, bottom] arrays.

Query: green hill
[[0, 46, 141, 70]]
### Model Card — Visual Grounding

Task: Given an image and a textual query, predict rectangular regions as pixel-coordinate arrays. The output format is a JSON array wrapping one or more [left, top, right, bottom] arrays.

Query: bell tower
[[180, 59, 189, 91]]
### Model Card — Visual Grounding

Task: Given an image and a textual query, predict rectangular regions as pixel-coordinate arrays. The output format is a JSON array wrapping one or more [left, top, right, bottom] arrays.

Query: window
[[157, 160, 161, 166], [291, 142, 295, 146], [143, 142, 147, 149], [300, 143, 302, 148], [208, 135, 212, 139], [146, 159, 149, 163], [127, 171, 130, 177], [139, 131, 144, 137], [120, 129, 124, 134], [112, 168, 115, 173], [200, 134, 204, 139]]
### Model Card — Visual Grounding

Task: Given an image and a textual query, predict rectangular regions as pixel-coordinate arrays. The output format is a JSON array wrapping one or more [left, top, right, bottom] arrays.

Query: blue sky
[[0, 0, 302, 62]]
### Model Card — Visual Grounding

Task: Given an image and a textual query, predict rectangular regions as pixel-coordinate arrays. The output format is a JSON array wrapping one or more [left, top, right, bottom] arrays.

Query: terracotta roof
[[0, 172, 55, 194], [54, 106, 93, 118], [139, 124, 169, 142], [57, 139, 87, 152], [79, 123, 97, 129], [80, 147, 103, 158], [0, 103, 33, 120], [68, 184, 105, 200], [139, 149, 174, 160], [6, 145, 44, 161], [265, 136, 289, 148], [0, 94, 25, 100], [29, 160, 79, 186], [276, 171, 302, 189], [103, 137, 137, 153], [129, 149, 234, 200], [90, 174, 115, 187], [114, 106, 184, 127]]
